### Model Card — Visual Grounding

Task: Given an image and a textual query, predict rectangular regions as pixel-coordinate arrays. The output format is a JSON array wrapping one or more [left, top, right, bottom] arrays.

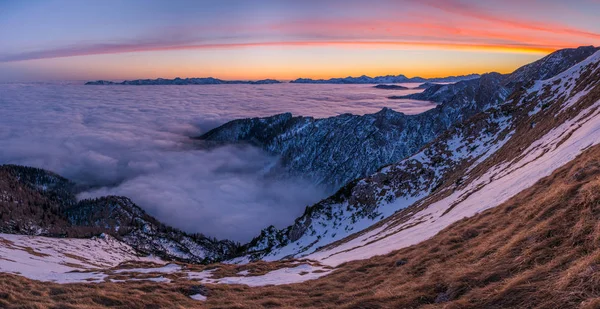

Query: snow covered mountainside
[[240, 47, 600, 263], [199, 73, 507, 190], [1, 46, 599, 279], [0, 165, 240, 263], [199, 46, 598, 191]]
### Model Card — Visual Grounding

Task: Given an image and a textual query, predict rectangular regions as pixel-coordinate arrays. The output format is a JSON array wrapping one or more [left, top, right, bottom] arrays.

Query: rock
[[395, 259, 408, 267], [188, 285, 209, 297], [373, 84, 409, 90]]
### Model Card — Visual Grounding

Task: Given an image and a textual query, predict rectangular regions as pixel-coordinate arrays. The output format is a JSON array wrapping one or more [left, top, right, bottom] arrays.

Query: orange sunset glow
[[1, 0, 599, 81]]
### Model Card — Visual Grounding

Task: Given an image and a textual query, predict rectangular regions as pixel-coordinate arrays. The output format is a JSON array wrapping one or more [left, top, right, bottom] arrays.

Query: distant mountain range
[[290, 73, 480, 84], [85, 77, 281, 85], [85, 74, 480, 85]]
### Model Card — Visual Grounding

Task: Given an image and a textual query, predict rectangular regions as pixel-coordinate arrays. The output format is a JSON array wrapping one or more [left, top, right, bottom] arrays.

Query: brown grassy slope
[[203, 144, 600, 309], [0, 275, 205, 309], [3, 145, 600, 309]]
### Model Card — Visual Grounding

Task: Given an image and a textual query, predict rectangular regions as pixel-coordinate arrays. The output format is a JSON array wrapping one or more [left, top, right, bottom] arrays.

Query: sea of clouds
[[0, 82, 433, 242]]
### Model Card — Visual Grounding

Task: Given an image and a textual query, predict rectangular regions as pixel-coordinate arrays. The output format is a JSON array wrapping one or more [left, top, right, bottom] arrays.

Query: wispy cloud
[[2, 2, 597, 64], [421, 0, 600, 39], [0, 40, 560, 63]]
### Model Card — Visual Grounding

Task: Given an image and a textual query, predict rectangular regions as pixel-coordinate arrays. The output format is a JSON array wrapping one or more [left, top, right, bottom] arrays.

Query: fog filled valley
[[5, 0, 600, 307], [3, 44, 600, 308], [0, 83, 433, 242]]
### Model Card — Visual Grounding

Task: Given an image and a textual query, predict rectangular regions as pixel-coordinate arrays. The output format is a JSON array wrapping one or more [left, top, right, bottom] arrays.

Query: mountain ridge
[[198, 72, 508, 189], [290, 73, 480, 84], [1, 46, 599, 269], [85, 77, 281, 85], [236, 46, 600, 262], [200, 47, 598, 192], [84, 74, 480, 85], [0, 164, 240, 263]]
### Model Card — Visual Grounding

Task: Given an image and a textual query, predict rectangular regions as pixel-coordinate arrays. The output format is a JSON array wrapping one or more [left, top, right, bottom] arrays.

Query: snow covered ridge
[[249, 101, 515, 262], [304, 51, 600, 266], [200, 48, 598, 194], [309, 95, 600, 266], [243, 48, 600, 264], [199, 74, 507, 191]]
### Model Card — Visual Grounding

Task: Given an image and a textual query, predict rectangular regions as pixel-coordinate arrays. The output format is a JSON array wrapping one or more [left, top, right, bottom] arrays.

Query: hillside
[[199, 73, 507, 190], [3, 115, 600, 309], [0, 165, 240, 263], [204, 140, 600, 308], [236, 47, 600, 262], [1, 46, 600, 308]]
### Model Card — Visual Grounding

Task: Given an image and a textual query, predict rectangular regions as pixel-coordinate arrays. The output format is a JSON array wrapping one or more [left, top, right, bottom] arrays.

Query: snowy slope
[[310, 97, 600, 265], [246, 49, 600, 264], [301, 50, 600, 266], [0, 232, 329, 290], [0, 233, 159, 283]]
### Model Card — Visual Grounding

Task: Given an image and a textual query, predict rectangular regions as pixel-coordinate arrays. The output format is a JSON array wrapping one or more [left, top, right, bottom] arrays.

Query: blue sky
[[1, 0, 599, 81]]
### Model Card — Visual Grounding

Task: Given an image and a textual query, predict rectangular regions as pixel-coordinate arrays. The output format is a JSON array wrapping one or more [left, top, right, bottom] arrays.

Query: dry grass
[[0, 274, 206, 309], [3, 124, 600, 309], [3, 145, 600, 308], [187, 145, 600, 309]]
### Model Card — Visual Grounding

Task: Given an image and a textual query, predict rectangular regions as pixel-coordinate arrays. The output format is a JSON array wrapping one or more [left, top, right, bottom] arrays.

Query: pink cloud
[[1, 1, 597, 63]]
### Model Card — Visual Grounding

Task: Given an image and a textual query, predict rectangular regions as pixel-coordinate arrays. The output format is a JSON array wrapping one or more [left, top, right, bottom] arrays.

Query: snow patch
[[199, 264, 331, 287], [0, 233, 159, 283]]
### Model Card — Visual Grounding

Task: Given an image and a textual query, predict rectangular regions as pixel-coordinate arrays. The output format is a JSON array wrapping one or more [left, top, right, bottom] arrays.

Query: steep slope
[[242, 48, 600, 263], [402, 45, 599, 104], [4, 135, 600, 309], [0, 165, 240, 263], [0, 233, 157, 283], [206, 142, 600, 309], [200, 72, 507, 189]]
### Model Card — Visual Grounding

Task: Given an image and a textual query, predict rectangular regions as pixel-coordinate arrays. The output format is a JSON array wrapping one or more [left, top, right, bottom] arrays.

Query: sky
[[0, 0, 599, 81]]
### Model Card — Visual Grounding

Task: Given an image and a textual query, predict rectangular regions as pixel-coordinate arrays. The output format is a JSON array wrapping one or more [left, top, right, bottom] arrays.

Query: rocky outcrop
[[374, 84, 409, 90]]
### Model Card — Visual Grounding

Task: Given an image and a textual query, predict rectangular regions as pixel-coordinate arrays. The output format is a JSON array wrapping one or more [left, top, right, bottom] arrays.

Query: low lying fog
[[0, 83, 433, 242]]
